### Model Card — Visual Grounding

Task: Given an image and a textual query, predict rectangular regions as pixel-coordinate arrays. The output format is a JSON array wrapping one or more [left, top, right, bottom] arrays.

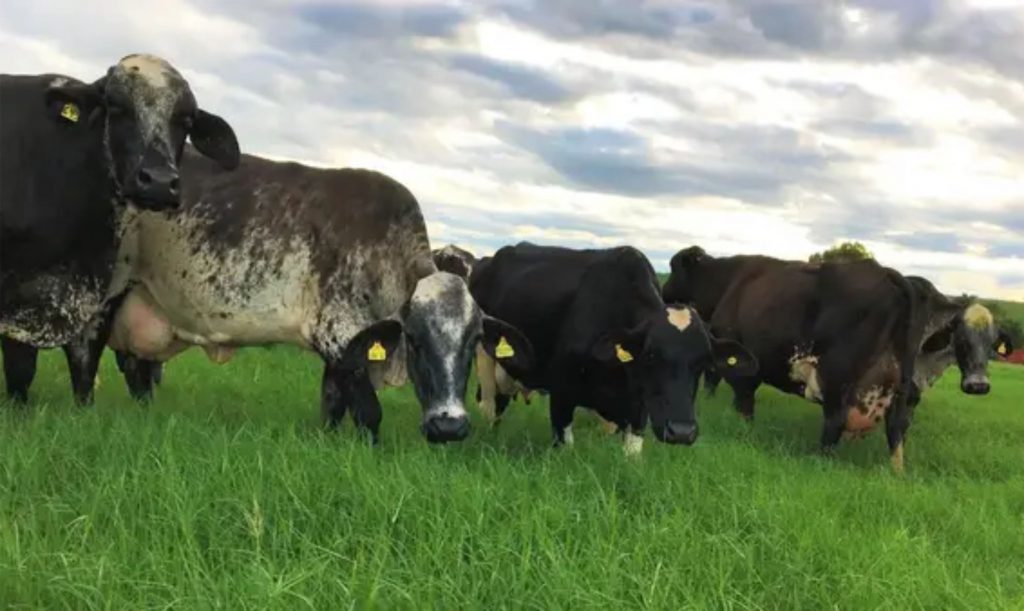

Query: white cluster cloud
[[2, 0, 1022, 299]]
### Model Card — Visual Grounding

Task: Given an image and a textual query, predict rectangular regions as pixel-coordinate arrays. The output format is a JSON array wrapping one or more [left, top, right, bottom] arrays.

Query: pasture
[[1, 347, 1022, 609]]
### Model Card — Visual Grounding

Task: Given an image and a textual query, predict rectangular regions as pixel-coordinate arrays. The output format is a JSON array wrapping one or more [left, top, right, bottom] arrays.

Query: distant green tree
[[809, 241, 874, 264]]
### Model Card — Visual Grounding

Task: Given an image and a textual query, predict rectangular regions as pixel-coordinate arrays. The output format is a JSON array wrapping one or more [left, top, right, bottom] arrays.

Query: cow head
[[661, 245, 708, 305], [431, 244, 476, 281], [916, 302, 1008, 395], [44, 53, 239, 210], [953, 303, 1006, 395], [593, 305, 756, 445], [400, 272, 532, 443]]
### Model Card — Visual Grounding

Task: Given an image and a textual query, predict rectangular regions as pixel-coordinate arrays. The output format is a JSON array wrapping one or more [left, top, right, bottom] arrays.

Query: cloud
[[1, 0, 1022, 300]]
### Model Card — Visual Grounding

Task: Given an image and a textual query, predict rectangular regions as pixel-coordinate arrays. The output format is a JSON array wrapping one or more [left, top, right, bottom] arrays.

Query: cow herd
[[1, 54, 1014, 472]]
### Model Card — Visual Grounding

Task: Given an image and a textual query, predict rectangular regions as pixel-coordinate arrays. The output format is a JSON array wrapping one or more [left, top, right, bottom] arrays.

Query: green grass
[[2, 347, 1023, 609]]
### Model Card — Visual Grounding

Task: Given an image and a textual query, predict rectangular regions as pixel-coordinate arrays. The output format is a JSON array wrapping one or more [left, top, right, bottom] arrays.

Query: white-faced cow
[[469, 242, 757, 454], [105, 148, 531, 443], [1, 54, 239, 404], [661, 246, 1009, 471]]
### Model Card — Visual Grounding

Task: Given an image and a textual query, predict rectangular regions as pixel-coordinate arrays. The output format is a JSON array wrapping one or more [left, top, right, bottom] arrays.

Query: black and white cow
[[1, 54, 239, 404], [661, 246, 1009, 470], [469, 242, 757, 454], [431, 244, 476, 281], [106, 148, 531, 443]]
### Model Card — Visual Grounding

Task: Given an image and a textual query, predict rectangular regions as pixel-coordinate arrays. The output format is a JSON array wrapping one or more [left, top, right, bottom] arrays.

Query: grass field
[[1, 347, 1022, 609]]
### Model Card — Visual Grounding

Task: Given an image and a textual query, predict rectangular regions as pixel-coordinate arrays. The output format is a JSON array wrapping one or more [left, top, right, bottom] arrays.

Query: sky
[[2, 0, 1023, 300]]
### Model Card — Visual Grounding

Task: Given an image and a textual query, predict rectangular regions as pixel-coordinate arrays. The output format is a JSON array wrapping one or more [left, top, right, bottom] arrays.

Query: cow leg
[[819, 390, 848, 454], [62, 335, 107, 406], [1, 336, 38, 404], [549, 394, 575, 447], [494, 393, 512, 421], [731, 379, 759, 421], [885, 401, 912, 474], [474, 345, 500, 423], [703, 369, 722, 397], [115, 350, 158, 403], [321, 362, 381, 444]]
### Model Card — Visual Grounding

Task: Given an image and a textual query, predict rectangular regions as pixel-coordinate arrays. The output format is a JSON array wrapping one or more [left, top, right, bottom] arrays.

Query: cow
[[98, 147, 531, 443], [469, 242, 757, 454], [431, 244, 476, 281], [908, 277, 1013, 398], [661, 246, 1008, 470], [1, 54, 239, 404]]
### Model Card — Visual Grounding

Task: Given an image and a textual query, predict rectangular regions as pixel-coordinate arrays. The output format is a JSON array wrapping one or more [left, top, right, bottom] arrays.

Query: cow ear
[[592, 323, 646, 366], [995, 331, 1013, 357], [340, 320, 403, 370], [44, 80, 104, 127], [190, 109, 240, 171], [710, 338, 758, 380], [480, 316, 534, 379]]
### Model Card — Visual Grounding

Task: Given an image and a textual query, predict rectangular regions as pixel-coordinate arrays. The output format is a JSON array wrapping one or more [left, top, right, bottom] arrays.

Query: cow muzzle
[[422, 413, 470, 443], [961, 374, 990, 395], [125, 162, 181, 210], [654, 421, 698, 445]]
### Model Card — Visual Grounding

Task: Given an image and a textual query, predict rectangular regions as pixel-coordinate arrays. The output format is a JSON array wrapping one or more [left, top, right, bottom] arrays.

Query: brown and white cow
[[105, 147, 531, 443]]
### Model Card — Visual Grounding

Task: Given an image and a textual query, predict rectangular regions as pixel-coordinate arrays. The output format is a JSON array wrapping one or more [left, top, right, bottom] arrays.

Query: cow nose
[[422, 414, 470, 443], [659, 421, 698, 445], [962, 377, 991, 395], [131, 164, 181, 208]]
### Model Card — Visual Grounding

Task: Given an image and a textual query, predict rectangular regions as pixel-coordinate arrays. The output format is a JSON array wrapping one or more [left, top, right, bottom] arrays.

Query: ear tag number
[[60, 102, 80, 123], [495, 336, 515, 359], [367, 341, 387, 362], [997, 343, 1007, 356], [615, 344, 633, 363], [727, 356, 738, 366]]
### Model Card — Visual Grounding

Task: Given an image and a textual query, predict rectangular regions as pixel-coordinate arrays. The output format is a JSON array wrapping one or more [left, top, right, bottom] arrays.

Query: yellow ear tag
[[615, 344, 633, 363], [60, 102, 80, 123], [495, 336, 515, 359], [997, 343, 1007, 356], [367, 341, 387, 362], [727, 356, 738, 366]]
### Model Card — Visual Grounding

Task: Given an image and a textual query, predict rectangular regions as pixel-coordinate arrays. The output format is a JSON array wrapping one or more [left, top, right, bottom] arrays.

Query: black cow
[[1, 54, 239, 404], [98, 148, 531, 443], [431, 244, 476, 281], [470, 242, 757, 453], [662, 246, 1007, 470]]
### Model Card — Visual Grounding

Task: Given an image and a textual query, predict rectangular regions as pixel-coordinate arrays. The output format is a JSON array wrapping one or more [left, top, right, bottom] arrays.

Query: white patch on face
[[667, 307, 692, 331], [425, 404, 468, 420], [963, 303, 994, 331], [624, 432, 644, 456], [118, 54, 172, 88], [410, 272, 477, 399], [788, 350, 824, 402], [563, 424, 574, 446], [48, 76, 70, 88]]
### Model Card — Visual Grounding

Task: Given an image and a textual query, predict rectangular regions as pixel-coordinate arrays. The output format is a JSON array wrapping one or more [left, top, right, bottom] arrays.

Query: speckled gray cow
[[109, 148, 532, 443]]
